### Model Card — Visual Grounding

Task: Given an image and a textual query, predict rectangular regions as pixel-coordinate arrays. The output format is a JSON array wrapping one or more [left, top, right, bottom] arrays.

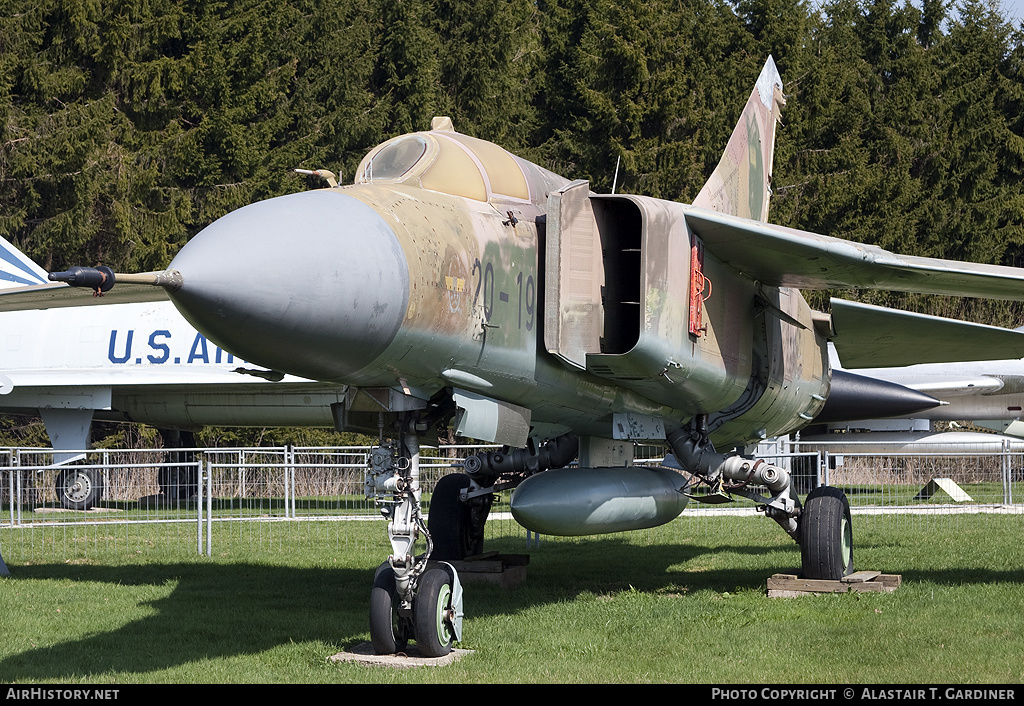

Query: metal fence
[[0, 444, 504, 564], [2, 441, 1022, 566], [785, 437, 1024, 510]]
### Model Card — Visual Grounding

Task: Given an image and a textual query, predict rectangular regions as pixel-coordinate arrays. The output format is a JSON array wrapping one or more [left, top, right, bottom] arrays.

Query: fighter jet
[[0, 234, 349, 509], [22, 57, 1024, 657]]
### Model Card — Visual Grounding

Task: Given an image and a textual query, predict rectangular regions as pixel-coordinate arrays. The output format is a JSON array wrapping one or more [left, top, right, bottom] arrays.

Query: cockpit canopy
[[355, 119, 531, 203]]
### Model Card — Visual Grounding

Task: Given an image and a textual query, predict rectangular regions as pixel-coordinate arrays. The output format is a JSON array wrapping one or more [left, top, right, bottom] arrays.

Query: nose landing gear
[[365, 422, 464, 657]]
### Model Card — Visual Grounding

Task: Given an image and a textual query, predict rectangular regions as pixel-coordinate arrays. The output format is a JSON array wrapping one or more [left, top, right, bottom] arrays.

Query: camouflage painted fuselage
[[165, 94, 828, 450]]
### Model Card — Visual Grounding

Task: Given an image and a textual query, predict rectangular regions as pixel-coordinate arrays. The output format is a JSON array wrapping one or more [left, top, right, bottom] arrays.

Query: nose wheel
[[413, 565, 461, 657], [365, 423, 464, 657], [369, 562, 412, 655], [368, 562, 463, 658]]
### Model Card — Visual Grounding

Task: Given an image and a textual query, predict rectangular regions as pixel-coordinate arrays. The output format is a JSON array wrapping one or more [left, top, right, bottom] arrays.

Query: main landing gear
[[667, 416, 854, 580], [800, 485, 854, 580], [56, 466, 104, 511], [427, 472, 489, 561], [364, 421, 464, 657]]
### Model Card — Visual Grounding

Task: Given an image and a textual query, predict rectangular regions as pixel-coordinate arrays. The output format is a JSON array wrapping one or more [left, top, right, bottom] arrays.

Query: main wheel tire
[[800, 485, 854, 580], [428, 473, 490, 561], [56, 468, 104, 511], [413, 567, 456, 657], [158, 430, 199, 500], [369, 563, 409, 655]]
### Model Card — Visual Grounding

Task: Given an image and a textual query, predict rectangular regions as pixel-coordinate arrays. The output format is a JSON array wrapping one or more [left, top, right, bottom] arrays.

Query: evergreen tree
[[0, 0, 132, 270], [533, 0, 754, 197], [925, 0, 1024, 267], [431, 0, 541, 148], [370, 0, 446, 137], [286, 0, 386, 185]]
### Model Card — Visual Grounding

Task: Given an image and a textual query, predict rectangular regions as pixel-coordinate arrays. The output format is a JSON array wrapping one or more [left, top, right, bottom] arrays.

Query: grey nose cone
[[168, 190, 409, 381]]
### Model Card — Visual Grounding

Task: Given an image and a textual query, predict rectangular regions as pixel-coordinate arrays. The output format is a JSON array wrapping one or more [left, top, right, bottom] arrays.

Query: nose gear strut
[[365, 416, 463, 657]]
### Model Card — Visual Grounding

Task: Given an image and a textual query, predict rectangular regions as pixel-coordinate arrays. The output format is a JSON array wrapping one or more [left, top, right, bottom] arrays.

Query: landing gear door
[[544, 180, 604, 370]]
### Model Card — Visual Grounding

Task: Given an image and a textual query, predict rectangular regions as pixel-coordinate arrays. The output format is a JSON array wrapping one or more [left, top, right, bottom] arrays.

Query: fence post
[[238, 449, 245, 499], [1, 468, 9, 576], [206, 460, 212, 557], [285, 445, 294, 519], [1003, 439, 1012, 506], [14, 451, 22, 526], [6, 467, 12, 528], [197, 460, 204, 556], [102, 449, 110, 502]]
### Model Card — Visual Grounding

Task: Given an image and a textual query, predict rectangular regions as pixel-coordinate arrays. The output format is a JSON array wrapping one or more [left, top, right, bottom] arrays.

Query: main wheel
[[800, 485, 854, 580], [56, 468, 104, 511], [428, 473, 490, 561], [369, 562, 409, 655], [413, 567, 456, 657], [158, 429, 198, 500]]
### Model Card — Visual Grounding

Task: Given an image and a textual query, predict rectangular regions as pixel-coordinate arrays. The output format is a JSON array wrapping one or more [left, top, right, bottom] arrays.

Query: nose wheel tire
[[413, 567, 457, 657], [369, 562, 410, 655], [800, 485, 854, 580]]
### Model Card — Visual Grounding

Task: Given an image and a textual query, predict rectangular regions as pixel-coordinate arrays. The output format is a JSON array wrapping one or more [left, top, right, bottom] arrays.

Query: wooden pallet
[[448, 552, 530, 589], [767, 571, 901, 597]]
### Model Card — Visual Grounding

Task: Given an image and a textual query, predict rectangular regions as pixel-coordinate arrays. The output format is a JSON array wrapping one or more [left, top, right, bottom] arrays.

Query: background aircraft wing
[[0, 280, 168, 312], [891, 376, 1006, 397], [685, 208, 1024, 300]]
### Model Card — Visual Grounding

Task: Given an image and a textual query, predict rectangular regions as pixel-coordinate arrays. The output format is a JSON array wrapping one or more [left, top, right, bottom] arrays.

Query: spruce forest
[[2, 0, 1024, 447], [2, 0, 1024, 442], [4, 0, 1024, 312]]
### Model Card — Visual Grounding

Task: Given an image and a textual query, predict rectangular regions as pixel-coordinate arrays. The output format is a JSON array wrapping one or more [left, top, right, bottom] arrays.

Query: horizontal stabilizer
[[0, 235, 49, 289], [685, 207, 1024, 301], [829, 298, 1024, 368]]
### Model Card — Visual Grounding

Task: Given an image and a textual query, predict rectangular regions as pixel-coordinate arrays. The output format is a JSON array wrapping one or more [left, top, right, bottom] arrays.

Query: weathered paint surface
[[161, 57, 829, 448], [694, 57, 784, 222]]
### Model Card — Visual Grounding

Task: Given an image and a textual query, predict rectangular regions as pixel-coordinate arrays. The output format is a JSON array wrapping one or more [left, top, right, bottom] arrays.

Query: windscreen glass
[[367, 136, 428, 180]]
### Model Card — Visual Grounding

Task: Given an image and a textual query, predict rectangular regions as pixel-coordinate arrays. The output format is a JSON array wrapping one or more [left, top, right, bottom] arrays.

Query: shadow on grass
[[0, 560, 369, 682], [2, 536, 1023, 682]]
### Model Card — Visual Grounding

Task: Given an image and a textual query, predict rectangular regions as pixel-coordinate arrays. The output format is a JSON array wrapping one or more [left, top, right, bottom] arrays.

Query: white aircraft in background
[[795, 341, 1024, 450], [839, 354, 1024, 437], [0, 234, 349, 509]]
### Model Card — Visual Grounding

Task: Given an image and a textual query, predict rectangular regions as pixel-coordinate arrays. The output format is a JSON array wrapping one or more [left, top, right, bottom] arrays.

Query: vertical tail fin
[[693, 56, 785, 223], [0, 235, 49, 289]]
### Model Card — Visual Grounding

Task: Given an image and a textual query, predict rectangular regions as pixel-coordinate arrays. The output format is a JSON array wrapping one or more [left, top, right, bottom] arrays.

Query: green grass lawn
[[1, 513, 1023, 683]]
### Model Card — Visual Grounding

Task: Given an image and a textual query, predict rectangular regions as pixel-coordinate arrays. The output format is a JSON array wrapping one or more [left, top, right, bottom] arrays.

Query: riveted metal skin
[[163, 60, 830, 450]]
